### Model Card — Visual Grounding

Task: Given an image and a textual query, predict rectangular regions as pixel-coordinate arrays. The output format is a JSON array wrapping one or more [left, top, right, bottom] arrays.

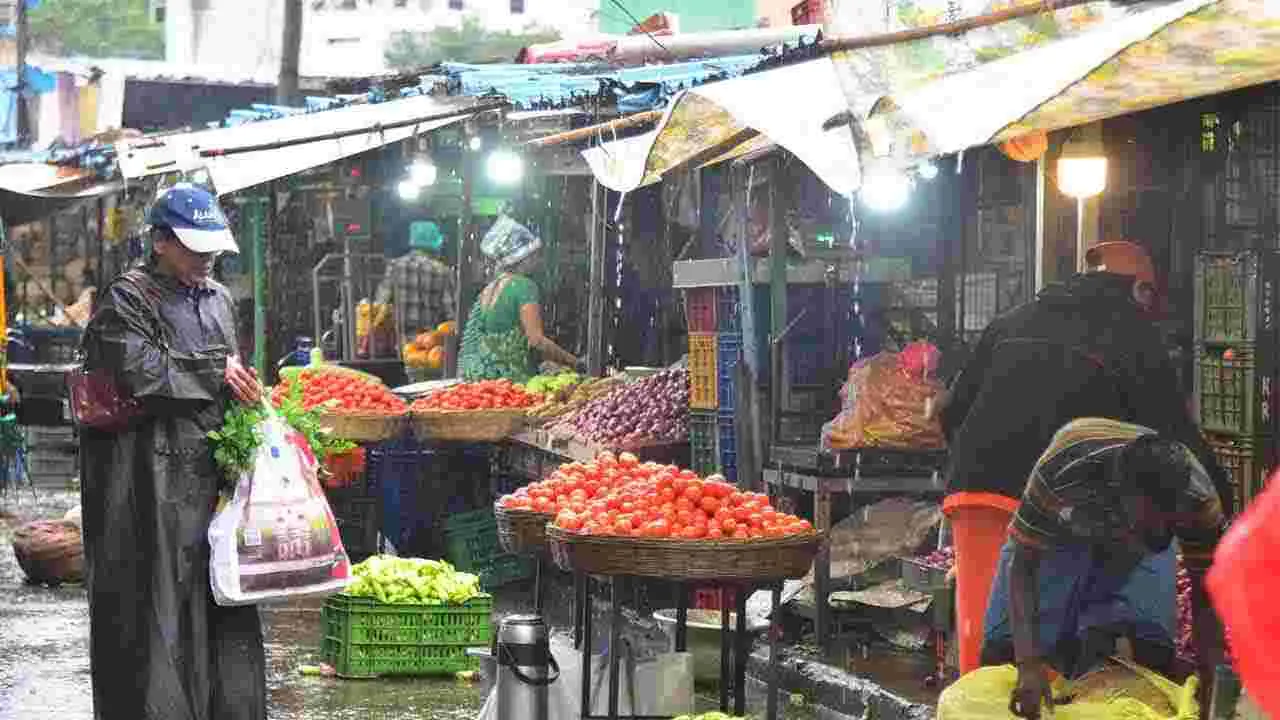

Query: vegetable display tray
[[319, 411, 406, 443], [320, 593, 493, 678], [412, 408, 525, 442], [546, 525, 822, 582], [493, 503, 553, 556]]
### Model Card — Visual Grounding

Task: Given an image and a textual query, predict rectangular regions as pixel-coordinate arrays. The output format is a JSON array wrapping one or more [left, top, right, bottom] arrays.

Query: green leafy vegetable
[[208, 382, 355, 483]]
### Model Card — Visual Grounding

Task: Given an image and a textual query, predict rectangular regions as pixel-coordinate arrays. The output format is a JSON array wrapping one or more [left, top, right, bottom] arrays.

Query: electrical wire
[[604, 0, 675, 60]]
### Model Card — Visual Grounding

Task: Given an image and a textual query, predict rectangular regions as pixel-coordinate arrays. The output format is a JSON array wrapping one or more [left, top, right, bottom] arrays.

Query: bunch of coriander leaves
[[208, 380, 355, 488]]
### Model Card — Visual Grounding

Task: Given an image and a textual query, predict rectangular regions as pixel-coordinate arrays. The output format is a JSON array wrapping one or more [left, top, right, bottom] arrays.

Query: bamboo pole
[[820, 0, 1097, 54], [525, 111, 663, 148]]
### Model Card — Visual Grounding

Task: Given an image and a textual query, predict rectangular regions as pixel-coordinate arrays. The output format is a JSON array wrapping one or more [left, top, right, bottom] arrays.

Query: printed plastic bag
[[208, 409, 352, 606], [822, 342, 946, 451], [938, 662, 1199, 720]]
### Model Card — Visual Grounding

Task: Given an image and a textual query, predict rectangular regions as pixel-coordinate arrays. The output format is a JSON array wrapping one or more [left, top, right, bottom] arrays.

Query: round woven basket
[[412, 408, 525, 443], [319, 411, 405, 443], [494, 503, 553, 556], [546, 526, 822, 582]]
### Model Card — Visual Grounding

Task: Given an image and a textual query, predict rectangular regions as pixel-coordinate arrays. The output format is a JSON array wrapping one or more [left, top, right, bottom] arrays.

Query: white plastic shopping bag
[[208, 408, 352, 605]]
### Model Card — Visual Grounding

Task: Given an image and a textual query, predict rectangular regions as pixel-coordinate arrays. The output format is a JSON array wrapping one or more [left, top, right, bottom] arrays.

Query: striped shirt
[[1010, 418, 1226, 572]]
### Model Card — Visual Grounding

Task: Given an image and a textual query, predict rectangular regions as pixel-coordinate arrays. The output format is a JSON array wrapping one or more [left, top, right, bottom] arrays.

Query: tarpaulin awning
[[0, 164, 121, 226], [578, 0, 1280, 193], [115, 94, 490, 196], [581, 56, 861, 194], [866, 0, 1280, 161]]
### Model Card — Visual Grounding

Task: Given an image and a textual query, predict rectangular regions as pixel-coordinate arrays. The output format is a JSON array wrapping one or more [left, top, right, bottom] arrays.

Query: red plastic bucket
[[944, 491, 1020, 675], [1207, 469, 1280, 717]]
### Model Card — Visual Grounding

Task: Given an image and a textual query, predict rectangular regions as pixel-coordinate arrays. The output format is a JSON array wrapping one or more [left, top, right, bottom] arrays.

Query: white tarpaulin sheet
[[115, 94, 480, 196], [580, 56, 861, 195]]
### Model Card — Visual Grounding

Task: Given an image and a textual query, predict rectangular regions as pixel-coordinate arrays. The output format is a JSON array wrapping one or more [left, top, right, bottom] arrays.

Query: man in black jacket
[[937, 240, 1230, 674]]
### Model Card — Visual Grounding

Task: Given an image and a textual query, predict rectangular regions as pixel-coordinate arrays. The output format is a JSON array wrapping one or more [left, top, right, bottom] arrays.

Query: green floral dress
[[459, 273, 540, 382]]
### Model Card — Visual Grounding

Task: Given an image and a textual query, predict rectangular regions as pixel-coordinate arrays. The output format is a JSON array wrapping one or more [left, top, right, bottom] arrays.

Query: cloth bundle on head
[[409, 220, 444, 253], [481, 214, 542, 269]]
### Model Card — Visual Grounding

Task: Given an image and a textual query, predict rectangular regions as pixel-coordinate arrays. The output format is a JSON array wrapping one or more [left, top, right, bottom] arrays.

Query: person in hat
[[458, 213, 578, 381], [936, 239, 1231, 676], [992, 418, 1227, 720], [80, 183, 266, 720], [376, 219, 456, 343]]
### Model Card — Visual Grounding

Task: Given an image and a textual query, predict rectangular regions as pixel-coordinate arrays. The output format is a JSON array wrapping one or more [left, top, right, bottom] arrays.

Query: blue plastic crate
[[717, 412, 737, 479], [717, 333, 741, 412], [717, 412, 737, 456], [717, 287, 741, 333]]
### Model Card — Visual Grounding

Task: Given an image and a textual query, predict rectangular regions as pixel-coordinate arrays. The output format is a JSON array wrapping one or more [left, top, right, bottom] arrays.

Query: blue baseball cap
[[146, 183, 239, 255]]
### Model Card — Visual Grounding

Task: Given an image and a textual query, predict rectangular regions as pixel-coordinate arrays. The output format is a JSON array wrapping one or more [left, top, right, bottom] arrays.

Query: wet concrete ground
[[0, 491, 483, 720]]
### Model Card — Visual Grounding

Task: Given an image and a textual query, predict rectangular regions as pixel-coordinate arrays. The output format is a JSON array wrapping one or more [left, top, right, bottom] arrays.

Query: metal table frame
[[764, 446, 945, 653], [572, 572, 786, 720]]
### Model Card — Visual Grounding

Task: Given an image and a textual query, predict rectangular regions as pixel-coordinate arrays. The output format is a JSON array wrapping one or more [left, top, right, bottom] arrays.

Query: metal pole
[[251, 196, 268, 378], [0, 218, 8, 396], [15, 0, 29, 147], [586, 180, 604, 375], [449, 143, 474, 378], [1075, 196, 1086, 272]]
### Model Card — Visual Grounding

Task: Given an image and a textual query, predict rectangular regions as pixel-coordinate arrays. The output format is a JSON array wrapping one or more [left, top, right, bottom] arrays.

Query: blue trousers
[[981, 539, 1177, 676]]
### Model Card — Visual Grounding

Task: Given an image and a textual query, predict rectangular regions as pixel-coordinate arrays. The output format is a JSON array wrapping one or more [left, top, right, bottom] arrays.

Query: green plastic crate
[[689, 411, 718, 477], [444, 509, 535, 588], [320, 593, 493, 678]]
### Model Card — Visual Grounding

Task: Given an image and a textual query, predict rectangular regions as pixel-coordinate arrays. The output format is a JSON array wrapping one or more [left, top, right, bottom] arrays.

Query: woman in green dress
[[459, 214, 578, 382]]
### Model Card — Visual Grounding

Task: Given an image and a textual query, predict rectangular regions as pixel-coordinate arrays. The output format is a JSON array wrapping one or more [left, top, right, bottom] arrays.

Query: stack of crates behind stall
[[1193, 251, 1280, 513], [684, 287, 746, 482], [683, 283, 848, 482]]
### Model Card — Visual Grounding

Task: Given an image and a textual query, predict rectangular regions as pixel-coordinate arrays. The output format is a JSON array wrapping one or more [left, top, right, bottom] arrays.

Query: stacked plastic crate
[[685, 287, 742, 482], [1193, 251, 1280, 514]]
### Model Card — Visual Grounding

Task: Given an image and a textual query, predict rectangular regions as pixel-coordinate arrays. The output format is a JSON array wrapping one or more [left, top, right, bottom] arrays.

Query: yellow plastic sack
[[938, 662, 1199, 720]]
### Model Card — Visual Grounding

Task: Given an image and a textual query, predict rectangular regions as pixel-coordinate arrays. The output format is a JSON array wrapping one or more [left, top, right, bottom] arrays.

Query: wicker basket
[[494, 503, 553, 556], [319, 411, 405, 442], [412, 408, 525, 443], [546, 526, 822, 582]]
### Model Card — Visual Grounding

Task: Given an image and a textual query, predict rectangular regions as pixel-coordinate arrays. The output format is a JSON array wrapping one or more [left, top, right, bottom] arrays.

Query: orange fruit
[[426, 346, 445, 369], [436, 321, 457, 336]]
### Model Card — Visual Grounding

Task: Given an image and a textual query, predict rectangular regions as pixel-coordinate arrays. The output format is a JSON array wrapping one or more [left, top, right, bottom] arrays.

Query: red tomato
[[700, 497, 722, 515]]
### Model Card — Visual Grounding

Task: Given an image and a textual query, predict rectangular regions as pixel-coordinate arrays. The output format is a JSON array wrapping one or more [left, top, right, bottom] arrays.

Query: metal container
[[495, 614, 558, 720]]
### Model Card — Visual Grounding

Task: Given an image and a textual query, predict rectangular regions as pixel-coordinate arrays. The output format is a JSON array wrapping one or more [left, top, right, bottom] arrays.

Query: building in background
[[756, 0, 828, 28], [597, 0, 754, 33], [165, 0, 599, 79]]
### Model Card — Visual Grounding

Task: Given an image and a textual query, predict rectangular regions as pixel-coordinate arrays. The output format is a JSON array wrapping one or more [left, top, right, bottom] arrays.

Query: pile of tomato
[[412, 380, 540, 411], [271, 369, 407, 415], [500, 451, 813, 541]]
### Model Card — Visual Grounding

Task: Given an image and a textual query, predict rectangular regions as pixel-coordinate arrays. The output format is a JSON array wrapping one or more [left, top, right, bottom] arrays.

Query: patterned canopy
[[579, 0, 1280, 192]]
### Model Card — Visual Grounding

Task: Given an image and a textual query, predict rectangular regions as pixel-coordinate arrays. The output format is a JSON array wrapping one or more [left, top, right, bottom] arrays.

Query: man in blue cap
[[376, 219, 456, 341], [80, 182, 266, 720]]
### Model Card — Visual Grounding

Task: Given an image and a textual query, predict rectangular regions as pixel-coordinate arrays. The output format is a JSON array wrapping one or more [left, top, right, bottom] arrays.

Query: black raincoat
[[79, 266, 265, 720], [941, 272, 1232, 512]]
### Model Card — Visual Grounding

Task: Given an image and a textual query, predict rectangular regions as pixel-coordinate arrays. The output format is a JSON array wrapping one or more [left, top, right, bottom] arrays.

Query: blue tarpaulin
[[214, 55, 767, 126], [0, 65, 58, 144]]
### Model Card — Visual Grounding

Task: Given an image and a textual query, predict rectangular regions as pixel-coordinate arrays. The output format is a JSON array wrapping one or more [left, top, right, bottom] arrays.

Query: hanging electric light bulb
[[486, 149, 524, 185], [409, 157, 437, 186], [860, 165, 913, 212], [1057, 130, 1107, 199], [396, 179, 420, 202]]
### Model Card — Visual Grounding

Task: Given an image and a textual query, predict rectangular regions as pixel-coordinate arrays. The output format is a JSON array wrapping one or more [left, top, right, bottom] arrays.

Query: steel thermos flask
[[495, 614, 559, 720]]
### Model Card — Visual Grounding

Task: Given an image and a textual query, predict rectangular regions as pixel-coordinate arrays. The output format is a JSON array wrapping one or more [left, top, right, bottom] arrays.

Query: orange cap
[[1085, 241, 1156, 287]]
